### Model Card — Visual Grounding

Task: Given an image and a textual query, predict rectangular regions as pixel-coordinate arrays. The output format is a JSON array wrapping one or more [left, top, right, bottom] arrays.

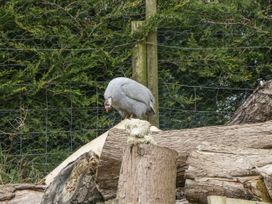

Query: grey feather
[[104, 77, 155, 118]]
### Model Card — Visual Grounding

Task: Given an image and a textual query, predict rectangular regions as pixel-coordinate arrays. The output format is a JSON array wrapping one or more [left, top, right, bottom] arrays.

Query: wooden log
[[117, 144, 177, 204], [0, 183, 45, 204], [228, 80, 272, 125], [96, 120, 272, 200], [207, 196, 270, 204], [41, 151, 103, 204], [185, 144, 272, 204], [176, 199, 190, 204], [99, 198, 190, 204], [44, 120, 131, 186]]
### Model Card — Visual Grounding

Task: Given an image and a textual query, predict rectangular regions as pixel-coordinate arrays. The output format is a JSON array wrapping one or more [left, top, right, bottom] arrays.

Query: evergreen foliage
[[0, 0, 271, 183], [157, 0, 272, 128]]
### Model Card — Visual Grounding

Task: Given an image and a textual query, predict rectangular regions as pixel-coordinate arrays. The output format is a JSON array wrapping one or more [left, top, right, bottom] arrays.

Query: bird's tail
[[149, 102, 156, 115]]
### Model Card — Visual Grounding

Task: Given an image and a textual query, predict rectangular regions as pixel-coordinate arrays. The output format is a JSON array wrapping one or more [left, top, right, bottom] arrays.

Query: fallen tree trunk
[[228, 80, 272, 125], [185, 144, 272, 204], [96, 120, 272, 200], [117, 144, 177, 204]]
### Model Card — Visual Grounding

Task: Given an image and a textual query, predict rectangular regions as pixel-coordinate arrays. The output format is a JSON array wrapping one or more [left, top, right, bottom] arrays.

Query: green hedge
[[0, 0, 271, 183]]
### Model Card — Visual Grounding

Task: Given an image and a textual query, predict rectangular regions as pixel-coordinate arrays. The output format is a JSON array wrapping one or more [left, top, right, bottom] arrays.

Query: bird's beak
[[105, 105, 111, 112], [104, 97, 112, 112]]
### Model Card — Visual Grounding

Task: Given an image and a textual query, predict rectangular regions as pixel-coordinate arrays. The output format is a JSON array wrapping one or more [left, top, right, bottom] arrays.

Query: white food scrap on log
[[125, 119, 156, 145]]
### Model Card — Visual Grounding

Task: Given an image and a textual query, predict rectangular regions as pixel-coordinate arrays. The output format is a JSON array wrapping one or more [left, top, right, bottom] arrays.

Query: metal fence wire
[[0, 81, 254, 180], [1, 0, 271, 183]]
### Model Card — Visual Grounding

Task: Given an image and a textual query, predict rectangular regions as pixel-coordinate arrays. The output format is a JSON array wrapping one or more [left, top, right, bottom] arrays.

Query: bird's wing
[[120, 82, 151, 106]]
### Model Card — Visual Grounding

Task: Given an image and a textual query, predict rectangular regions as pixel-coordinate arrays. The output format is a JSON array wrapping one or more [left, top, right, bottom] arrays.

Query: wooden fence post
[[131, 21, 147, 86], [146, 0, 159, 127]]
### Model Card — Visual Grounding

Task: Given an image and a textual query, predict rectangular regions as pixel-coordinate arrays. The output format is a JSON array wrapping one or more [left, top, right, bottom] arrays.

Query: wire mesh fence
[[0, 81, 254, 182], [1, 0, 271, 184], [159, 83, 253, 129]]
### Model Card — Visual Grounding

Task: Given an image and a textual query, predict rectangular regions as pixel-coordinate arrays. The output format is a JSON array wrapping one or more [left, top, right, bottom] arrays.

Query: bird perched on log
[[104, 77, 155, 119]]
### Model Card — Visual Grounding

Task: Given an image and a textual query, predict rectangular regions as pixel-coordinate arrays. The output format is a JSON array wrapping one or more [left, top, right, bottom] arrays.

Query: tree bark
[[0, 184, 45, 204], [185, 144, 272, 204], [96, 120, 272, 200], [41, 151, 103, 204], [207, 196, 270, 204], [117, 144, 177, 204], [228, 80, 272, 125]]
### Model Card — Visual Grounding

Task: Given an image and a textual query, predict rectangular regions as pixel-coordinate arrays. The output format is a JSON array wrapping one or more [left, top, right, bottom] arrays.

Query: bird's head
[[104, 97, 112, 112]]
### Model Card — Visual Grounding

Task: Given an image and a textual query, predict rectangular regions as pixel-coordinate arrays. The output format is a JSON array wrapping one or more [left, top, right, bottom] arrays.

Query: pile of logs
[[1, 80, 272, 204]]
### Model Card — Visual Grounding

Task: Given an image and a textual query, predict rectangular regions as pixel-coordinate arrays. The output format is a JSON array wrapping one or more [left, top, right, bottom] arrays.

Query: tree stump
[[117, 144, 178, 204], [41, 151, 103, 204], [228, 80, 272, 125], [185, 144, 272, 204]]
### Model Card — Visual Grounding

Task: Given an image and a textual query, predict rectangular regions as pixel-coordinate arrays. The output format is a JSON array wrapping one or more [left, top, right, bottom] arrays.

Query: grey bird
[[104, 77, 155, 119]]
